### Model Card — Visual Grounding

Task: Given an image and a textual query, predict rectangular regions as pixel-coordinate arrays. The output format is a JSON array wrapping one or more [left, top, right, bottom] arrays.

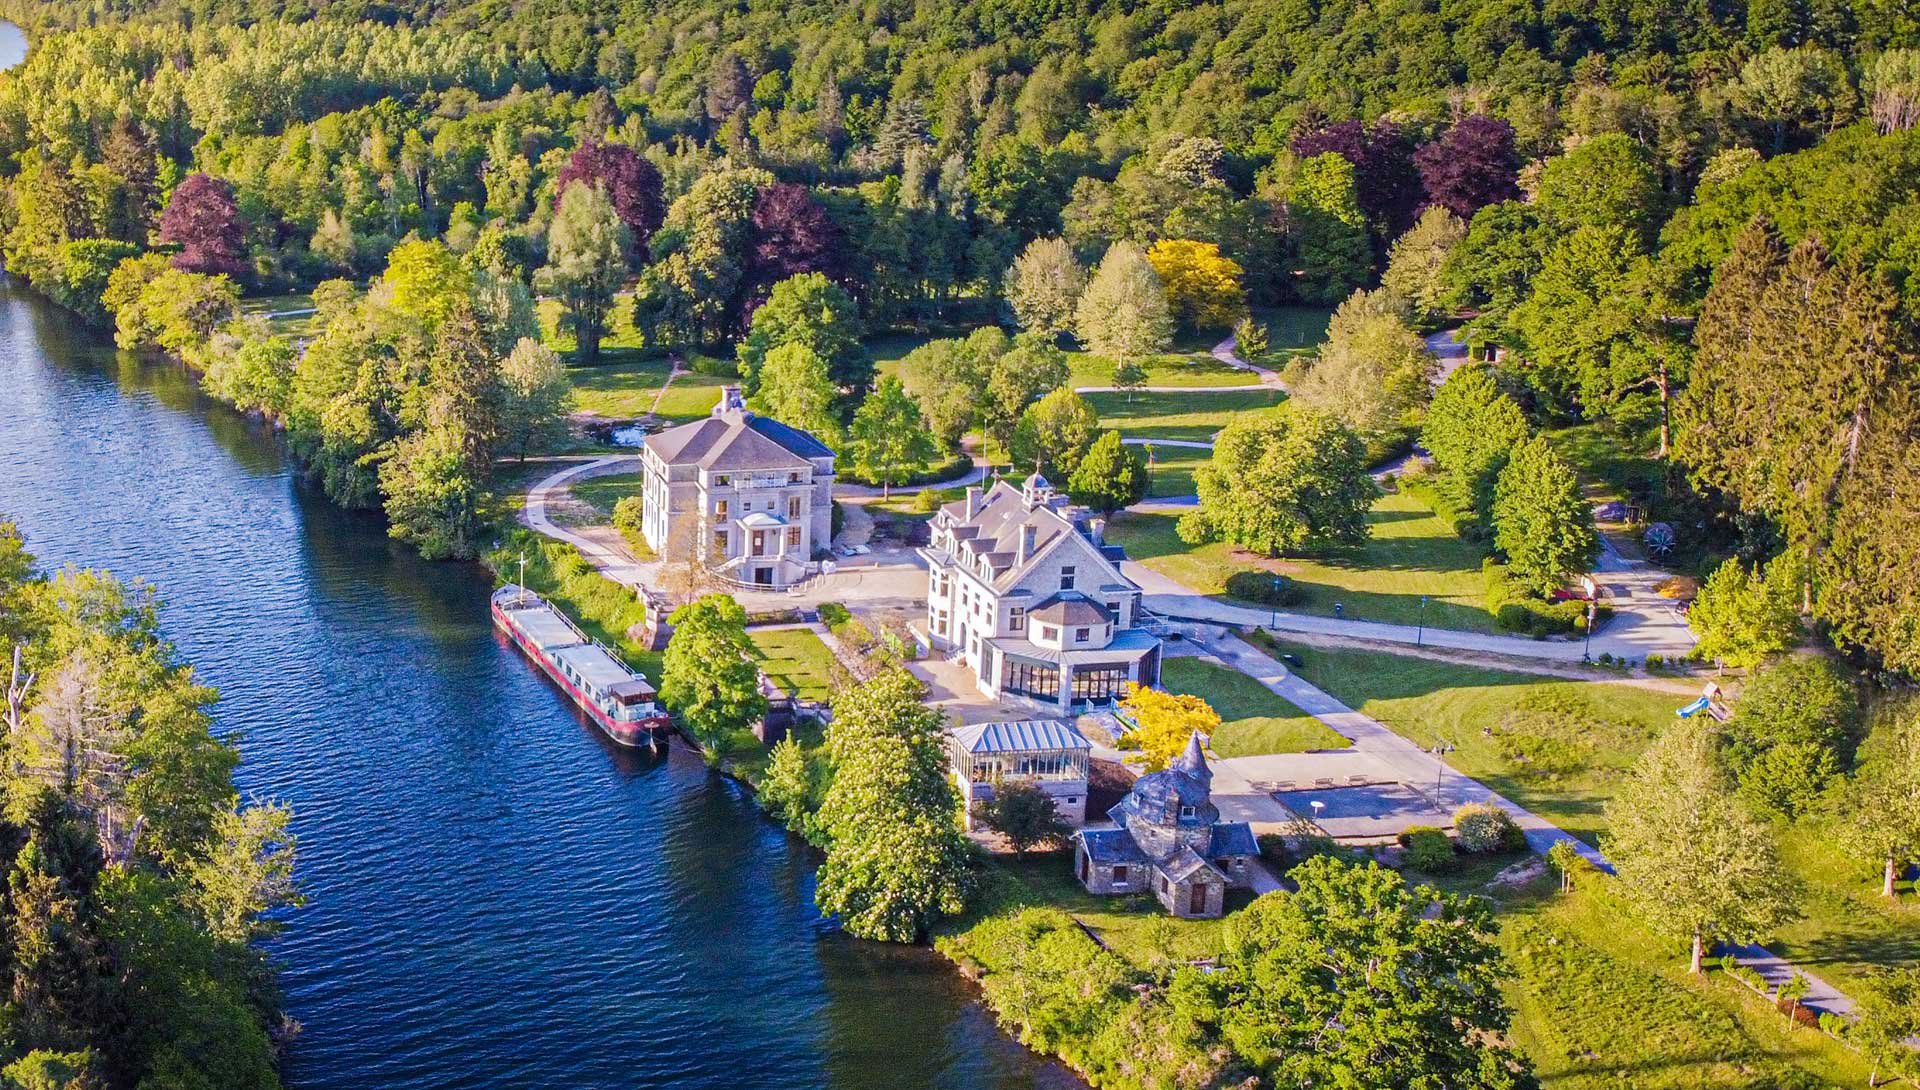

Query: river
[[0, 282, 1074, 1083]]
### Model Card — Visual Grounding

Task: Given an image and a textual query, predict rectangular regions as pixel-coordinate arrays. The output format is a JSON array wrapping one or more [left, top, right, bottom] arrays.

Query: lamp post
[[1416, 595, 1429, 647], [1271, 575, 1282, 630], [1432, 738, 1455, 792], [1581, 576, 1597, 662]]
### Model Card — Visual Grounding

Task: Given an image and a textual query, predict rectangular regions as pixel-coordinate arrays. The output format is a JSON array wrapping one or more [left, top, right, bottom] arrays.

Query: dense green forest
[[0, 0, 1911, 678], [0, 519, 300, 1089]]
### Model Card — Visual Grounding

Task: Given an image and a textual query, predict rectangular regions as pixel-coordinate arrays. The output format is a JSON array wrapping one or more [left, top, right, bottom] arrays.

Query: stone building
[[1073, 734, 1257, 918], [639, 387, 835, 588], [947, 718, 1094, 829], [919, 474, 1161, 712]]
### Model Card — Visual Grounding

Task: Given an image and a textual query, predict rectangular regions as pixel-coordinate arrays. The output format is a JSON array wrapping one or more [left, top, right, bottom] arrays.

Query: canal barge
[[491, 584, 671, 748]]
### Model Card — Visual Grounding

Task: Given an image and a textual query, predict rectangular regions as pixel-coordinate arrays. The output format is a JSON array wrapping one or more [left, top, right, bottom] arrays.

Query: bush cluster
[[1452, 802, 1526, 853], [1397, 826, 1456, 872], [1225, 569, 1306, 606]]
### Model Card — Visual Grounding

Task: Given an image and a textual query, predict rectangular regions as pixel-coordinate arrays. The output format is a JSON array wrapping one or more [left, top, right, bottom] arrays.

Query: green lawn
[[1084, 388, 1287, 444], [240, 292, 318, 338], [1765, 819, 1920, 995], [1107, 486, 1498, 633], [746, 627, 843, 703], [569, 471, 640, 518], [1245, 304, 1336, 364], [1160, 656, 1346, 756], [1141, 444, 1209, 498], [1248, 633, 1683, 847], [1065, 348, 1261, 389]]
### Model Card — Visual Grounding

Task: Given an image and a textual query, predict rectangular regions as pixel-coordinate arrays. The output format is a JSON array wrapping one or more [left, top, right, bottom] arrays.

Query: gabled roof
[[1209, 822, 1259, 859], [950, 719, 1092, 755], [643, 409, 830, 472], [935, 481, 1134, 594], [1078, 827, 1150, 865], [1162, 844, 1226, 885]]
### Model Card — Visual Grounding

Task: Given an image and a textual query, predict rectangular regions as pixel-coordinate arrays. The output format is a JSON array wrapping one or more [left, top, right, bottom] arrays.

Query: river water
[[0, 281, 1072, 1083]]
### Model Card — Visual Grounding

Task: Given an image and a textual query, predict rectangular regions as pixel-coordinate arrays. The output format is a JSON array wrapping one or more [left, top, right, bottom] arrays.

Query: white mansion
[[638, 387, 836, 588], [920, 474, 1162, 710]]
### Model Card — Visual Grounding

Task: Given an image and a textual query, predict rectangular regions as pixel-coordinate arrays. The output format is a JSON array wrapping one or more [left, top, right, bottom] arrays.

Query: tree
[[158, 174, 246, 277], [381, 239, 473, 330], [554, 139, 665, 261], [1116, 684, 1220, 771], [984, 335, 1071, 454], [659, 595, 767, 756], [1507, 224, 1646, 412], [100, 114, 157, 245], [1293, 120, 1423, 240], [980, 781, 1070, 858], [1233, 315, 1269, 361], [1145, 239, 1246, 331], [1283, 153, 1373, 304], [1843, 705, 1920, 899], [1414, 114, 1521, 219], [537, 184, 630, 363], [897, 335, 994, 450], [497, 337, 572, 461], [1075, 241, 1173, 363], [1603, 724, 1800, 973], [1727, 654, 1859, 818], [1854, 968, 1920, 1087], [1534, 134, 1665, 244], [188, 803, 301, 944], [758, 735, 818, 841], [1180, 411, 1375, 556], [378, 426, 485, 560], [1290, 288, 1434, 443], [1422, 364, 1531, 523], [1067, 431, 1149, 515], [1732, 46, 1854, 154], [847, 377, 936, 497], [815, 669, 970, 942], [1010, 387, 1099, 479], [754, 342, 844, 447], [1689, 555, 1802, 668], [633, 167, 768, 347], [1491, 436, 1598, 597], [1212, 856, 1533, 1088], [745, 182, 846, 298], [1381, 207, 1467, 329], [1867, 49, 1920, 133], [1004, 237, 1085, 336], [736, 272, 865, 396]]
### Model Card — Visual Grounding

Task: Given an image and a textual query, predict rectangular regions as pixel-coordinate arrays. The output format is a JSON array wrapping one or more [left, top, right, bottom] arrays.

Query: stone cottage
[[1073, 734, 1257, 918]]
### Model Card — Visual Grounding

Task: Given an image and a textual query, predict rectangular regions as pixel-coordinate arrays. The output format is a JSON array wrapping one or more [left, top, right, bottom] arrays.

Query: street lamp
[[1416, 595, 1429, 647], [1431, 738, 1455, 791], [1271, 575, 1283, 630], [1581, 576, 1598, 662]]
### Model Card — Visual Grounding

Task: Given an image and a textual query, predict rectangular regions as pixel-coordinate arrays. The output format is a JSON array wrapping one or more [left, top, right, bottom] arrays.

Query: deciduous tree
[[1843, 705, 1920, 900], [1010, 387, 1099, 479], [1145, 239, 1246, 331], [847, 377, 936, 497], [736, 272, 865, 396], [1067, 431, 1149, 515], [1415, 114, 1521, 220], [536, 184, 630, 363], [660, 595, 767, 756], [1689, 555, 1802, 668], [1422, 364, 1531, 522], [1181, 411, 1375, 556], [1381, 206, 1467, 329], [1004, 237, 1085, 337], [1075, 241, 1172, 363], [1290, 288, 1434, 443], [158, 174, 246, 277], [1116, 684, 1220, 771], [1491, 436, 1598, 596], [980, 781, 1070, 858]]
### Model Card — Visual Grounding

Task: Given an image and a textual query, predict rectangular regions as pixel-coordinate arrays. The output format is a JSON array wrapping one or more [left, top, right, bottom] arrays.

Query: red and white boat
[[491, 584, 671, 748]]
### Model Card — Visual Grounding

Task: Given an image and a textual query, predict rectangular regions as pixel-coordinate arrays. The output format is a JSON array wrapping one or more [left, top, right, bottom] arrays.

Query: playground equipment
[[1676, 681, 1732, 722]]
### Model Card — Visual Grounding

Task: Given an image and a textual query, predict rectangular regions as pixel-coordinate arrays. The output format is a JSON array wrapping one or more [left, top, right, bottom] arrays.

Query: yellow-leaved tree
[[1146, 239, 1246, 331], [1118, 682, 1222, 770]]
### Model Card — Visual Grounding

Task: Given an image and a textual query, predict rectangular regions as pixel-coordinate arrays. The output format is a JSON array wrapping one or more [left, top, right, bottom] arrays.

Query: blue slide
[[1676, 697, 1711, 718]]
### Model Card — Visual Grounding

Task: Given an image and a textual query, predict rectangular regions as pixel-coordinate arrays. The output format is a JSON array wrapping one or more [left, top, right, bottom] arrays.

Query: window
[[1179, 805, 1196, 820], [1060, 566, 1076, 590], [1038, 625, 1057, 641], [788, 497, 802, 519], [786, 527, 802, 550], [716, 499, 729, 517], [1112, 865, 1129, 885], [1008, 607, 1025, 632], [1002, 658, 1060, 701], [1070, 665, 1129, 704], [789, 472, 803, 483], [1074, 627, 1090, 643], [713, 530, 728, 552], [1159, 875, 1169, 893], [716, 474, 731, 486]]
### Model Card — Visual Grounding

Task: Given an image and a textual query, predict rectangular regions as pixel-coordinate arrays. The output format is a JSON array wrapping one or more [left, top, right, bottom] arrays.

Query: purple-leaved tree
[[158, 173, 247, 276], [555, 139, 665, 261], [1414, 115, 1522, 220], [1292, 120, 1422, 239]]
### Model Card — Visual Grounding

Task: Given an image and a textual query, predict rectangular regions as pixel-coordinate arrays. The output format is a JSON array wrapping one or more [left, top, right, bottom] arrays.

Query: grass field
[[1160, 656, 1346, 756], [240, 291, 319, 338], [746, 627, 842, 703], [1142, 444, 1209, 498], [1766, 819, 1920, 995], [1084, 388, 1287, 443], [1247, 633, 1683, 846], [1107, 487, 1498, 633], [1245, 305, 1336, 364], [569, 471, 640, 518]]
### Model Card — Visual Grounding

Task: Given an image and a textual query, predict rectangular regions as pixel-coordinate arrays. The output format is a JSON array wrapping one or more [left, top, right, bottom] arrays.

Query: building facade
[[947, 718, 1094, 829], [919, 475, 1161, 712], [1073, 734, 1257, 918], [639, 387, 835, 588]]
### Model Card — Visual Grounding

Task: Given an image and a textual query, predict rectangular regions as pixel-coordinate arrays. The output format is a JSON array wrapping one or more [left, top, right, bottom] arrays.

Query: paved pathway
[[1075, 383, 1269, 394], [1211, 332, 1288, 389], [1194, 631, 1858, 1019]]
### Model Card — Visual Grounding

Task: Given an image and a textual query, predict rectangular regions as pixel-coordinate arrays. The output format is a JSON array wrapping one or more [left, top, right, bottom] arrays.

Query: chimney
[[1017, 524, 1037, 565], [1088, 518, 1106, 545], [714, 385, 746, 417], [963, 486, 981, 522]]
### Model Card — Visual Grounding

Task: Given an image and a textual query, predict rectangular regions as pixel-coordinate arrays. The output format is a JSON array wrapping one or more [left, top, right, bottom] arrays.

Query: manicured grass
[[1764, 819, 1920, 995], [1246, 304, 1336, 363], [1106, 487, 1498, 633], [240, 292, 319, 338], [1248, 634, 1681, 847], [1141, 444, 1208, 498], [1065, 348, 1260, 389], [649, 368, 729, 421], [1084, 388, 1287, 443], [1160, 656, 1346, 757], [569, 471, 640, 518], [566, 357, 674, 417], [746, 627, 843, 703]]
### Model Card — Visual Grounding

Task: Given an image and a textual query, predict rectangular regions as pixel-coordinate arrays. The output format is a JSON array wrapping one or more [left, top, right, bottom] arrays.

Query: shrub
[[1452, 802, 1525, 853], [1397, 826, 1456, 872], [689, 353, 740, 377], [910, 488, 941, 513], [1225, 569, 1305, 607], [817, 601, 852, 629], [1817, 1011, 1848, 1039]]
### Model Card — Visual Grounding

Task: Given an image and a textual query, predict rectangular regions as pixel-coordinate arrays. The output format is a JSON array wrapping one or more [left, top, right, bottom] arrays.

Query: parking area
[[1271, 782, 1453, 841]]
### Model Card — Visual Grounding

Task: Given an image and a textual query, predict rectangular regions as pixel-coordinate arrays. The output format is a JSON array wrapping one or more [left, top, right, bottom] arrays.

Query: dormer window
[[716, 474, 731, 486], [1060, 566, 1076, 590], [1009, 607, 1025, 632], [1074, 627, 1090, 642], [1180, 805, 1196, 820]]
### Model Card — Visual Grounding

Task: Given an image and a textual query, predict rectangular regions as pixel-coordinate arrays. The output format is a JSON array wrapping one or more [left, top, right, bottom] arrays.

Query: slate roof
[[1162, 844, 1226, 884], [643, 409, 831, 472], [1078, 827, 1149, 865], [1028, 592, 1113, 627], [1208, 822, 1259, 859], [1110, 732, 1219, 828], [949, 719, 1093, 755]]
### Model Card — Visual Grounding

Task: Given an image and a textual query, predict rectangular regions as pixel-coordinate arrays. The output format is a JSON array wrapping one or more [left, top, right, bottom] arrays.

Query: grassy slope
[[1084, 388, 1287, 443], [1160, 656, 1345, 756], [1108, 487, 1498, 633], [1765, 821, 1920, 995], [1250, 633, 1679, 847], [746, 626, 842, 703]]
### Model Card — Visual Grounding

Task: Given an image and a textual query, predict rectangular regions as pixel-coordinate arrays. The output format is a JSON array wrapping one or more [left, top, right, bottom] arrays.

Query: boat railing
[[506, 587, 643, 677]]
